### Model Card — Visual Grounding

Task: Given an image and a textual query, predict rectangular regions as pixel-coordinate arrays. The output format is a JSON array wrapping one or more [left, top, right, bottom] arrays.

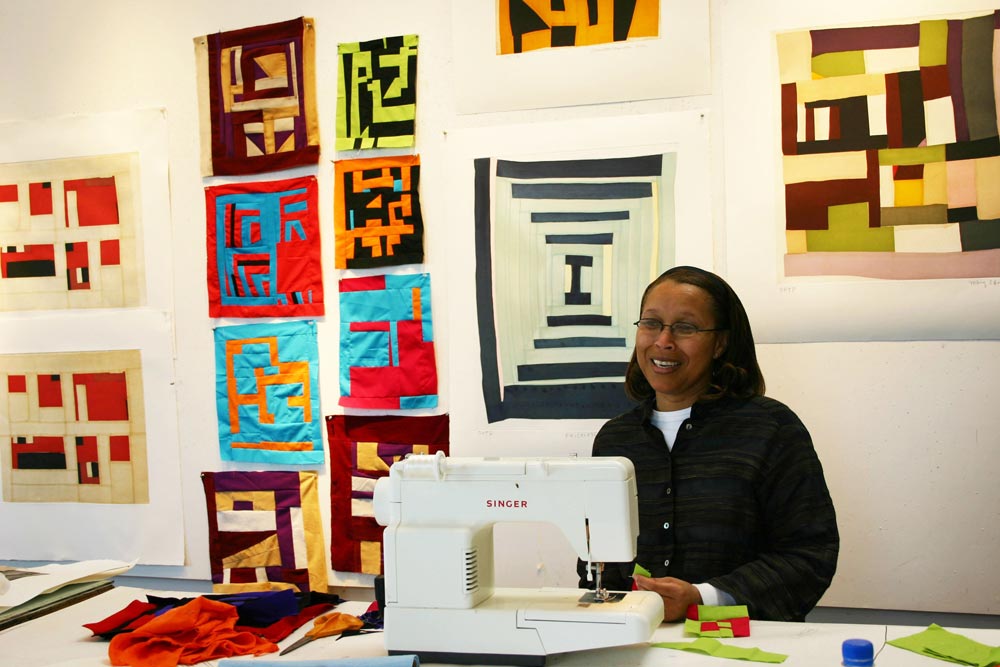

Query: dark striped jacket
[[578, 395, 839, 621]]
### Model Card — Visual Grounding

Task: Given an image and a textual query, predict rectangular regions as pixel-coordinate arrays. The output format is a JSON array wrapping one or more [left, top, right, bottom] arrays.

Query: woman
[[579, 266, 839, 622]]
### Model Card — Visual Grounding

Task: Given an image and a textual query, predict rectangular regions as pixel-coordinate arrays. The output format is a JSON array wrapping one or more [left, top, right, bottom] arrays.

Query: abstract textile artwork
[[326, 414, 449, 575], [339, 273, 438, 409], [213, 320, 323, 465], [195, 17, 319, 176], [0, 153, 143, 311], [778, 10, 1000, 279], [336, 34, 418, 150], [475, 153, 675, 421], [0, 350, 148, 503], [201, 470, 327, 593], [497, 0, 659, 54], [205, 175, 323, 317], [333, 155, 424, 269]]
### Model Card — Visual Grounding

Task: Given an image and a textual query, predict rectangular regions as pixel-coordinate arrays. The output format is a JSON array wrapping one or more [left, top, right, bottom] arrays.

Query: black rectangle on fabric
[[534, 337, 627, 348], [546, 314, 613, 326], [546, 233, 613, 244], [497, 154, 662, 179], [492, 383, 636, 421], [960, 219, 1000, 250], [518, 361, 627, 381], [6, 259, 57, 278], [512, 182, 652, 200], [532, 211, 630, 223], [16, 452, 67, 470], [948, 207, 978, 223], [946, 136, 1000, 160]]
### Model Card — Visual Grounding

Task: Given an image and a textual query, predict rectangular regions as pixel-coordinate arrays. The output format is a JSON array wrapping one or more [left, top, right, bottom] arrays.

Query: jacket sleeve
[[708, 417, 840, 621]]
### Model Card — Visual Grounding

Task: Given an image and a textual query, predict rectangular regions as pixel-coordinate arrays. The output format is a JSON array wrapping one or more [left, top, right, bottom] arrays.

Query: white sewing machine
[[372, 452, 664, 666]]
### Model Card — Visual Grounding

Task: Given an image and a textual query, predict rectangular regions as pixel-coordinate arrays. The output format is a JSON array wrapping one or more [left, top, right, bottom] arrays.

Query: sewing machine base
[[383, 588, 663, 666]]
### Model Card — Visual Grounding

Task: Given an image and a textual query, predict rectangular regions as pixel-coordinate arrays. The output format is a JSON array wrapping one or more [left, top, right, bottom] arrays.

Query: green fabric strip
[[652, 638, 788, 663], [887, 624, 1000, 666]]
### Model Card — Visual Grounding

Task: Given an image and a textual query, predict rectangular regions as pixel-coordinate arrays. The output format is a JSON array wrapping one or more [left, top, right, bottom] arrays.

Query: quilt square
[[1, 350, 147, 504], [213, 320, 323, 464], [474, 154, 675, 421], [334, 155, 424, 269], [777, 10, 1000, 279], [0, 154, 143, 311], [336, 34, 418, 150], [325, 414, 449, 575], [201, 470, 327, 593], [498, 0, 659, 54], [205, 175, 323, 317], [338, 273, 437, 409], [195, 17, 320, 176]]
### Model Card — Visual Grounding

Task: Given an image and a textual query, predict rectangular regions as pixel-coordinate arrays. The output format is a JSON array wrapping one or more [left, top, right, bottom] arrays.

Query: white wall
[[0, 0, 997, 615]]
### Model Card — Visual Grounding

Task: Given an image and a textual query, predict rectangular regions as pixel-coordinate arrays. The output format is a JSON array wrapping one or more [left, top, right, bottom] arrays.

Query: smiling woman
[[578, 266, 839, 624]]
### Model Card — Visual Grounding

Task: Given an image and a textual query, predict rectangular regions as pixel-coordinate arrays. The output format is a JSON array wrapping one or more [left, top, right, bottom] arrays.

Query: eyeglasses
[[633, 319, 727, 338]]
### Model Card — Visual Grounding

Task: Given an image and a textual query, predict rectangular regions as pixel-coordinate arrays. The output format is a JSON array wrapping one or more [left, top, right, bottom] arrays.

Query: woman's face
[[635, 279, 728, 411]]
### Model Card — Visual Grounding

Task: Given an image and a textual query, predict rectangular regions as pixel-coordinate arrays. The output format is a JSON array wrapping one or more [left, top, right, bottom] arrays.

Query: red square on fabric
[[0, 184, 17, 202], [100, 239, 121, 266], [37, 374, 63, 408], [8, 375, 27, 393], [109, 435, 131, 462], [29, 182, 53, 215]]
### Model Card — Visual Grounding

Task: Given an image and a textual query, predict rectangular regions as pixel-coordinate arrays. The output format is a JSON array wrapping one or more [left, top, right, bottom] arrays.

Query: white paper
[[0, 559, 133, 610]]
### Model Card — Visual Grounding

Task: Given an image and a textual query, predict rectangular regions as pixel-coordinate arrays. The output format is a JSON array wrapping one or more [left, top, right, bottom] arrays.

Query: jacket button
[[664, 559, 670, 567], [685, 423, 693, 430], [663, 522, 670, 530], [666, 487, 672, 495]]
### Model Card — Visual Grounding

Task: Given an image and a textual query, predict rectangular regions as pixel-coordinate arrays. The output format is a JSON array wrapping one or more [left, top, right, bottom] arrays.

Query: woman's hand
[[633, 574, 702, 622]]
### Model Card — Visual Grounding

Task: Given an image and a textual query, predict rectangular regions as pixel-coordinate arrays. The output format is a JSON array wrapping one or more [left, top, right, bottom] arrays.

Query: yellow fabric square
[[357, 441, 391, 472], [360, 540, 381, 574], [216, 490, 276, 512], [923, 162, 947, 206], [786, 230, 808, 254], [975, 156, 1000, 219], [776, 31, 812, 84], [894, 179, 923, 207]]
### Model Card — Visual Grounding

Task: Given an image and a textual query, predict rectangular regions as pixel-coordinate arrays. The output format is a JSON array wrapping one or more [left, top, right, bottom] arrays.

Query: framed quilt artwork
[[326, 414, 449, 575], [202, 470, 327, 593], [334, 155, 424, 269], [778, 9, 1000, 279], [475, 153, 676, 421], [497, 0, 659, 54], [213, 320, 323, 465], [205, 175, 323, 317], [0, 153, 143, 311], [195, 17, 319, 176], [336, 34, 418, 150], [338, 273, 438, 409], [0, 350, 147, 504]]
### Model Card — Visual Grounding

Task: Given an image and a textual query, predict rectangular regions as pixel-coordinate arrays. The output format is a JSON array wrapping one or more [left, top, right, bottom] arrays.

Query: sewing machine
[[372, 452, 664, 666]]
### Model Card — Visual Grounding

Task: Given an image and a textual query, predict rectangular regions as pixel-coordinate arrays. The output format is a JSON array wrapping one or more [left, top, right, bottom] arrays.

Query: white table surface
[[0, 586, 997, 666]]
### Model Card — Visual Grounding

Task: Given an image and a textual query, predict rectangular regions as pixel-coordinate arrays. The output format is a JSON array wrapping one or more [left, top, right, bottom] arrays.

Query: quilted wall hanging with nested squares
[[336, 34, 418, 150], [195, 17, 319, 176], [333, 155, 424, 269], [474, 153, 675, 421], [497, 0, 659, 54], [777, 10, 1000, 280], [0, 153, 143, 311], [338, 273, 437, 409], [0, 350, 147, 504], [325, 413, 448, 575], [213, 320, 323, 465], [201, 470, 327, 593], [205, 175, 323, 317]]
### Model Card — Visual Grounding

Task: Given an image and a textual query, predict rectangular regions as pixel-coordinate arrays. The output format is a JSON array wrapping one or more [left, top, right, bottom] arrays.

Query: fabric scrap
[[652, 638, 787, 663], [108, 596, 277, 667], [685, 604, 752, 638], [887, 624, 1000, 666]]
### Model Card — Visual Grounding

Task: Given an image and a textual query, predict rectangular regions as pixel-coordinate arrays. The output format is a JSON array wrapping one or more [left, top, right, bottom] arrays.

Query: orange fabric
[[108, 596, 278, 667]]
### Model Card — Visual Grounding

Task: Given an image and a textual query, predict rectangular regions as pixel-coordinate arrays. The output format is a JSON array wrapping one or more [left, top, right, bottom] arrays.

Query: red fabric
[[108, 597, 277, 667], [84, 599, 158, 637]]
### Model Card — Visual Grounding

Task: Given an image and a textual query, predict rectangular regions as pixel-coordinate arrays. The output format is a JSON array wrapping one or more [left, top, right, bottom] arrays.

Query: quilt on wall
[[336, 35, 418, 150], [206, 175, 323, 317], [339, 273, 437, 409], [778, 10, 1000, 280], [326, 414, 449, 575], [201, 470, 327, 593], [195, 17, 319, 176], [475, 154, 675, 421], [0, 350, 147, 504], [498, 0, 659, 54], [213, 320, 323, 465], [0, 154, 143, 311], [334, 155, 424, 269]]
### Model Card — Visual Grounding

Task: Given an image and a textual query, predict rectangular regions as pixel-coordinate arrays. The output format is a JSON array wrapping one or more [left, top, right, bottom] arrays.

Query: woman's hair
[[624, 265, 765, 403]]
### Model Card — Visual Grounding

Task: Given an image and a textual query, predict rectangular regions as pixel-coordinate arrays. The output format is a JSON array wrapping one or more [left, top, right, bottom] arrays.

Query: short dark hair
[[624, 266, 765, 402]]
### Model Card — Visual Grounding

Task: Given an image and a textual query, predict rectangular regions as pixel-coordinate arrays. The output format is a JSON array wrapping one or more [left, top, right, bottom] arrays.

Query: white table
[[0, 586, 997, 666]]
